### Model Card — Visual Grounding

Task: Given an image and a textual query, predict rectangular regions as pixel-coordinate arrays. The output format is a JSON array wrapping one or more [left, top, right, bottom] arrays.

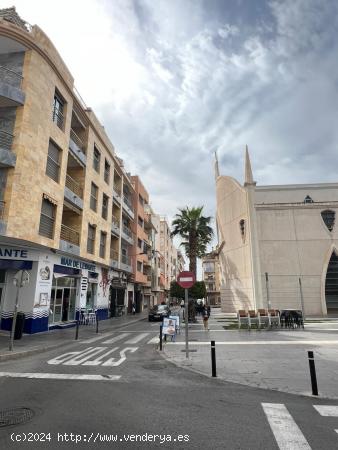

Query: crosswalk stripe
[[147, 336, 159, 344], [313, 405, 338, 416], [102, 333, 130, 344], [0, 372, 121, 381], [125, 333, 149, 344], [80, 331, 115, 344], [262, 403, 311, 449]]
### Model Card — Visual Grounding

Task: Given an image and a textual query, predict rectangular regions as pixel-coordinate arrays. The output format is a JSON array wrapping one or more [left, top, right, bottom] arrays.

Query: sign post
[[177, 271, 196, 359]]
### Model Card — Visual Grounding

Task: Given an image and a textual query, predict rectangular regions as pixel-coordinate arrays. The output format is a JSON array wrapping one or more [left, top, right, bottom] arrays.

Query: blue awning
[[53, 264, 80, 276], [0, 259, 33, 270]]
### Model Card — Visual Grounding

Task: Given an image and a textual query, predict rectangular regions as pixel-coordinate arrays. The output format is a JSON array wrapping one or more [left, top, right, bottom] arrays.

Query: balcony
[[111, 214, 120, 236], [0, 200, 6, 234], [0, 65, 25, 107], [121, 225, 134, 245], [113, 184, 122, 204], [0, 130, 16, 167], [122, 195, 134, 219], [59, 224, 80, 255], [64, 174, 83, 210], [69, 128, 86, 166], [120, 253, 132, 273], [110, 248, 119, 269]]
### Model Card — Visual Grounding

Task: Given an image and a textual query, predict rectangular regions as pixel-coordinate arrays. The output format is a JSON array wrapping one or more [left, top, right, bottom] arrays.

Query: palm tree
[[171, 206, 213, 277]]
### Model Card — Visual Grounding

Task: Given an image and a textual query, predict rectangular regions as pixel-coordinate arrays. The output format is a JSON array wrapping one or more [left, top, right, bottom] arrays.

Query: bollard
[[96, 313, 99, 334], [159, 325, 163, 351], [75, 319, 79, 340], [211, 340, 217, 377], [308, 351, 318, 396]]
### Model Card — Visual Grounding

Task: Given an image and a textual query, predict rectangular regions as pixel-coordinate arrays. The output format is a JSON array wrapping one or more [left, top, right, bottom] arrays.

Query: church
[[215, 148, 338, 317]]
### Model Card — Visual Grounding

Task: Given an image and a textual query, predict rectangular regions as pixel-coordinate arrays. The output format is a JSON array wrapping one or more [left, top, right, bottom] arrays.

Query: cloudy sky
[[4, 0, 338, 227]]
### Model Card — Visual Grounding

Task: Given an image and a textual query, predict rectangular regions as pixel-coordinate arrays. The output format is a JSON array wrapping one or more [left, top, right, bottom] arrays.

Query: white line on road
[[167, 340, 338, 345], [79, 332, 116, 344], [0, 372, 121, 381], [102, 333, 130, 344], [147, 336, 159, 344], [262, 403, 311, 450], [313, 405, 338, 416], [125, 333, 149, 344]]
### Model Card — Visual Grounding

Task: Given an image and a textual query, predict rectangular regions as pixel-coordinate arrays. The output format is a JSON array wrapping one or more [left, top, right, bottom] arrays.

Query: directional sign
[[177, 271, 195, 289]]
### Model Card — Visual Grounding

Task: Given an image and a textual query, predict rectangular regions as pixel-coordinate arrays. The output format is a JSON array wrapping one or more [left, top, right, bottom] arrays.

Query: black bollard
[[308, 351, 318, 396], [211, 340, 217, 377], [159, 325, 163, 351], [75, 319, 79, 340]]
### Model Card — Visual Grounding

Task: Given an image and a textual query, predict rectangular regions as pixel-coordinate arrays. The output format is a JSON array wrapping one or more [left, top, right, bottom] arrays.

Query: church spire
[[244, 145, 256, 186], [214, 150, 220, 179]]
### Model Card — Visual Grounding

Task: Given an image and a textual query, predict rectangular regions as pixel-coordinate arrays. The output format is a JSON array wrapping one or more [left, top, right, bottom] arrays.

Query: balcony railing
[[60, 224, 80, 246], [122, 225, 132, 238], [0, 65, 23, 89], [0, 130, 13, 151], [0, 200, 5, 220], [70, 128, 85, 151], [123, 195, 133, 211], [121, 254, 131, 266], [113, 183, 121, 196], [112, 215, 120, 228], [110, 248, 119, 261], [65, 174, 83, 198]]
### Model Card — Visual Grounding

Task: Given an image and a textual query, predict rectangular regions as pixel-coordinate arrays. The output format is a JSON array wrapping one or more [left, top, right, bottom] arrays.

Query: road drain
[[0, 407, 34, 427]]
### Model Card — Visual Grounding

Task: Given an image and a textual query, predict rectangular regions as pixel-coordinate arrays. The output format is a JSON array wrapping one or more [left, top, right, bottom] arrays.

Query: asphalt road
[[0, 316, 338, 449]]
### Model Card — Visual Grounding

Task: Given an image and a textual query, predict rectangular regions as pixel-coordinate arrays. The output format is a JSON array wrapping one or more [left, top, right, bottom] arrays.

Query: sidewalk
[[162, 310, 338, 399], [0, 312, 147, 362]]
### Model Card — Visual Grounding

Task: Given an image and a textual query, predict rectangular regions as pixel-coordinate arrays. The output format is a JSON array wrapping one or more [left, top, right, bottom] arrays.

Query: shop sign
[[0, 247, 37, 260], [60, 257, 96, 272]]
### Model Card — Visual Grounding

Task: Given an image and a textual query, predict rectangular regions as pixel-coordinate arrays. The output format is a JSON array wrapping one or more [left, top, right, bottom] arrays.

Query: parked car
[[148, 304, 171, 321]]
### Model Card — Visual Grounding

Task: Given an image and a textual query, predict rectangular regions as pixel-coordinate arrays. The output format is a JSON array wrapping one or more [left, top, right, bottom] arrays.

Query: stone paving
[[162, 309, 338, 399]]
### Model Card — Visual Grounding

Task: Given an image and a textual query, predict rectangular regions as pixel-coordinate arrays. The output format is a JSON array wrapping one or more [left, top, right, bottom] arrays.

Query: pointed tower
[[214, 151, 220, 179], [244, 146, 263, 309]]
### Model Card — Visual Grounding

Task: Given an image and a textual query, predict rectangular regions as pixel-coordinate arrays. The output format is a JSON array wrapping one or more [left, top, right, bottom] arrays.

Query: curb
[[0, 315, 147, 362]]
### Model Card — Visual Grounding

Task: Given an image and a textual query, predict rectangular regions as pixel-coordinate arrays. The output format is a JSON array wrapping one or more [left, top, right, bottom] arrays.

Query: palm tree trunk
[[189, 231, 197, 277]]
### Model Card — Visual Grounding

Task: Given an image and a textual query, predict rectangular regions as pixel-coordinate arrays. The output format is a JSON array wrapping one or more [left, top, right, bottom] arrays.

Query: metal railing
[[60, 223, 80, 246], [0, 201, 5, 220], [70, 128, 85, 151], [121, 254, 131, 266], [52, 107, 64, 129], [65, 174, 83, 198], [110, 248, 119, 261], [0, 65, 23, 89], [123, 195, 134, 212], [113, 184, 121, 196], [122, 225, 132, 239], [0, 130, 13, 151], [112, 214, 120, 229]]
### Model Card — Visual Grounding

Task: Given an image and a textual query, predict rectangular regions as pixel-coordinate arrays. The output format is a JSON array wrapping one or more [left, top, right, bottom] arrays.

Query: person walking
[[203, 305, 209, 331], [132, 302, 136, 315]]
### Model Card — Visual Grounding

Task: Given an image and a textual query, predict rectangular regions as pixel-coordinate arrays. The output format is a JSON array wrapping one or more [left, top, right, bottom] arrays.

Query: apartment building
[[0, 8, 136, 333], [159, 217, 179, 298], [202, 250, 221, 306]]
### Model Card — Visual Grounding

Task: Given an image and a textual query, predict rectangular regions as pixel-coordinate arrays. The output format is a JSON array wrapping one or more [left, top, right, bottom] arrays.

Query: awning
[[53, 264, 80, 276], [0, 259, 33, 270]]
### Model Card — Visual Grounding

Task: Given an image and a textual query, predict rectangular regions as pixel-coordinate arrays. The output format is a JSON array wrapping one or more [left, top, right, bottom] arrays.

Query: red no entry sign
[[177, 271, 195, 289]]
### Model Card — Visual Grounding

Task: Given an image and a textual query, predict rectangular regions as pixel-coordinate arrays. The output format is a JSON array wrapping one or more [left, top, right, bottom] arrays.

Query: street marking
[[80, 331, 116, 344], [102, 347, 138, 366], [102, 333, 130, 344], [147, 336, 159, 344], [262, 403, 311, 449], [166, 340, 338, 345], [313, 405, 338, 416], [125, 333, 149, 344], [64, 347, 108, 366], [82, 348, 119, 366], [0, 372, 121, 381]]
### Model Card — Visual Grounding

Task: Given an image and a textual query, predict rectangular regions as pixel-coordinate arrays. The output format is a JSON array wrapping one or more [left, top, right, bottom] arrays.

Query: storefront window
[[86, 283, 97, 309]]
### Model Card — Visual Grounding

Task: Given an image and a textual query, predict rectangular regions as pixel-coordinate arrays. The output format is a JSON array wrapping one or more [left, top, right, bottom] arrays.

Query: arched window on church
[[304, 195, 314, 203], [239, 219, 246, 242], [321, 210, 335, 232]]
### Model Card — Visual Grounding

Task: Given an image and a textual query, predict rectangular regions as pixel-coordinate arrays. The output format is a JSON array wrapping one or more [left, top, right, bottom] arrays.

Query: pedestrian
[[180, 299, 184, 308], [132, 302, 136, 315], [203, 306, 209, 331], [207, 304, 211, 318]]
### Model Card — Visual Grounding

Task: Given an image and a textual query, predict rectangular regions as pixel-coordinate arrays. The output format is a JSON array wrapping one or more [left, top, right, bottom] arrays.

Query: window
[[137, 261, 142, 272], [102, 193, 109, 220], [99, 231, 107, 258], [104, 159, 110, 184], [138, 216, 144, 228], [138, 238, 142, 249], [87, 224, 96, 254], [139, 194, 144, 206], [52, 90, 65, 130], [203, 262, 215, 273], [304, 195, 314, 203], [90, 183, 98, 212], [39, 197, 56, 239], [321, 210, 335, 232], [93, 145, 100, 173], [46, 140, 61, 182]]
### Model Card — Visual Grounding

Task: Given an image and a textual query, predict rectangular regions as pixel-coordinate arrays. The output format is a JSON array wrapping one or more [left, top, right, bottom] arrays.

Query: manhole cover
[[0, 408, 34, 427]]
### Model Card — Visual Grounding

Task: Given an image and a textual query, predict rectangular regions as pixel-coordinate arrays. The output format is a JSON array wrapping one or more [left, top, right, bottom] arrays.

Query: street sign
[[177, 271, 195, 289]]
